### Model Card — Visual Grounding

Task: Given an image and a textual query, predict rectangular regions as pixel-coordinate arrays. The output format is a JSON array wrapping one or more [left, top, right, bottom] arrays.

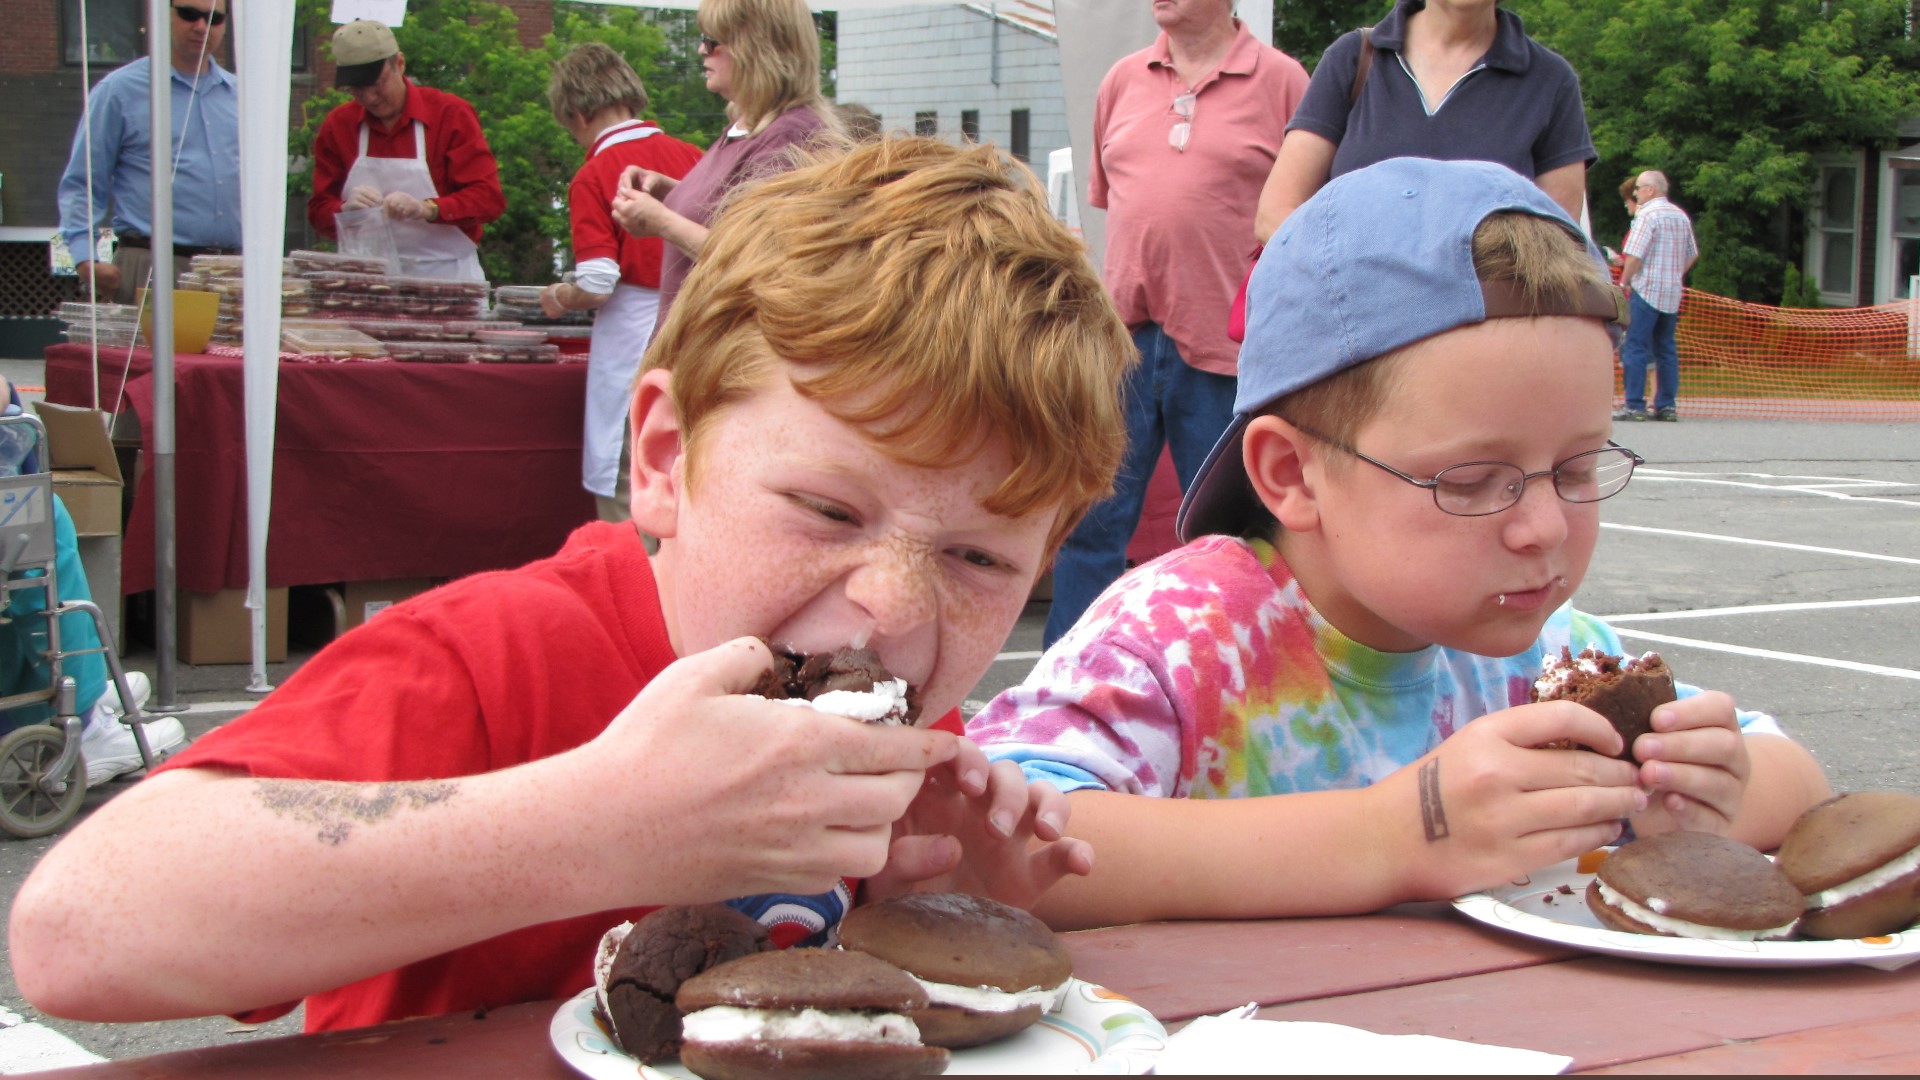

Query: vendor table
[[29, 906, 1920, 1076], [43, 344, 596, 594]]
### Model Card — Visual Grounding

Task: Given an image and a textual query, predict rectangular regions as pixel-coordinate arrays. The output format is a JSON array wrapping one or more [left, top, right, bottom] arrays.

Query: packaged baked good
[[280, 326, 387, 358], [384, 341, 476, 364], [288, 249, 392, 275]]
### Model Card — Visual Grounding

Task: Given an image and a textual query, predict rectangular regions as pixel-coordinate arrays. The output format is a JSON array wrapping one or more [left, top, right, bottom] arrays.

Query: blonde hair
[[548, 43, 649, 126], [1280, 211, 1610, 448], [699, 0, 834, 132], [644, 137, 1134, 551]]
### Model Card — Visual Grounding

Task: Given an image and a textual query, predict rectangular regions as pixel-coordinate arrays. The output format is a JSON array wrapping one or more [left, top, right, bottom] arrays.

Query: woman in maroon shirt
[[611, 0, 840, 324]]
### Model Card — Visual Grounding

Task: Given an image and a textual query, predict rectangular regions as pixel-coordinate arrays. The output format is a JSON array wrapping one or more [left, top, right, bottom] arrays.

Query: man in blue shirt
[[56, 0, 241, 304]]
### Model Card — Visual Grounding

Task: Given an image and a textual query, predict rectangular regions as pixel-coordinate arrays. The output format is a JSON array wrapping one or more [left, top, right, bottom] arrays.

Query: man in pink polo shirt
[[1044, 0, 1308, 645]]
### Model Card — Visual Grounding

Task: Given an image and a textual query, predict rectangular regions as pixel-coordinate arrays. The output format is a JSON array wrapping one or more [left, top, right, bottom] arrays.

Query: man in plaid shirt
[[1616, 170, 1698, 422]]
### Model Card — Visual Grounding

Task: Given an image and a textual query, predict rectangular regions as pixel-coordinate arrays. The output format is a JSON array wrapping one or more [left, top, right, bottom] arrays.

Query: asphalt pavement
[[0, 358, 1915, 1068]]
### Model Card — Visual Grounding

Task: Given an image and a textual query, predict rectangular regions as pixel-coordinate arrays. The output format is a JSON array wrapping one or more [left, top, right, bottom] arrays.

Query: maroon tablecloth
[[44, 345, 597, 593]]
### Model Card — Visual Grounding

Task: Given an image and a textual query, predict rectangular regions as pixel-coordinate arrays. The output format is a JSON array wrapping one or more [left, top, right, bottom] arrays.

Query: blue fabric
[[1045, 323, 1237, 647], [1621, 291, 1680, 411], [0, 498, 109, 732], [57, 59, 243, 257]]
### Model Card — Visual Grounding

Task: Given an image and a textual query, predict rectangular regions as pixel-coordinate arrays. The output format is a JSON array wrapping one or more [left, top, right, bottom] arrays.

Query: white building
[[835, 2, 1069, 170]]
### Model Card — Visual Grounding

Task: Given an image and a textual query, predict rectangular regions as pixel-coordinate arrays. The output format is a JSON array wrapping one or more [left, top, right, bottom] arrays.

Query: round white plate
[[550, 977, 1168, 1078], [1452, 850, 1920, 970]]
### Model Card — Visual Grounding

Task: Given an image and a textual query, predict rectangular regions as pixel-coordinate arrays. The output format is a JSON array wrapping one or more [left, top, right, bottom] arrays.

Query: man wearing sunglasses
[[306, 19, 504, 282], [56, 0, 241, 304]]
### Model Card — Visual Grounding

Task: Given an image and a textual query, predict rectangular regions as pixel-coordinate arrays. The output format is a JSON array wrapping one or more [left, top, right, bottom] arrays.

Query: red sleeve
[[931, 708, 964, 735], [306, 105, 358, 239], [568, 168, 620, 265], [428, 94, 506, 242]]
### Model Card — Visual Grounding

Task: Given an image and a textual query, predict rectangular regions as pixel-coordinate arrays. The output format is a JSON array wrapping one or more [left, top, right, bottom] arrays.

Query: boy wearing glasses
[[970, 157, 1829, 928], [56, 0, 240, 304]]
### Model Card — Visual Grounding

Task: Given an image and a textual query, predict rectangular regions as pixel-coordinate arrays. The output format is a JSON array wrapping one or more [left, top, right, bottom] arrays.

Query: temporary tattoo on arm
[[1418, 759, 1449, 842], [255, 780, 459, 846]]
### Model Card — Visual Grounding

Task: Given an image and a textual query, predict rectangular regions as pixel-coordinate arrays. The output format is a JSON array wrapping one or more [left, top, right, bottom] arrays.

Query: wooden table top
[[31, 903, 1920, 1077]]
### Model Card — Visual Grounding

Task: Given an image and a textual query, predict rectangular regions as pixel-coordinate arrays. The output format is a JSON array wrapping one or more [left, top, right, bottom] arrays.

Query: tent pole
[[148, 0, 183, 712]]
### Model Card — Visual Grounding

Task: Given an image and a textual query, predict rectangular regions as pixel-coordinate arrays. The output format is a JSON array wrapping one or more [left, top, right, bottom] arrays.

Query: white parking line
[[1633, 471, 1920, 509], [1612, 626, 1920, 681], [1604, 596, 1920, 622], [1601, 523, 1920, 566], [0, 1005, 104, 1071]]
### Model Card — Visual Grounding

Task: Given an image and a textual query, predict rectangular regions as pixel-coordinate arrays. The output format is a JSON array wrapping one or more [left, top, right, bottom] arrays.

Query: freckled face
[[1290, 316, 1616, 657], [652, 368, 1058, 722]]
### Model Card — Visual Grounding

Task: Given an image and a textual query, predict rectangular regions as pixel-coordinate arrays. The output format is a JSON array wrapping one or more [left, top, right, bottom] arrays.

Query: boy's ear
[[1242, 415, 1321, 533], [627, 367, 684, 538]]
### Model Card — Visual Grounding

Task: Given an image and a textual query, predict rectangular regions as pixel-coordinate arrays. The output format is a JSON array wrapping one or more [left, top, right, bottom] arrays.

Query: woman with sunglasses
[[611, 0, 840, 328]]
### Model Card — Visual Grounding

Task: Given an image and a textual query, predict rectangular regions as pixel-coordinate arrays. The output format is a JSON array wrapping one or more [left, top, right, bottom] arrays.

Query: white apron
[[583, 282, 660, 497], [345, 120, 485, 282]]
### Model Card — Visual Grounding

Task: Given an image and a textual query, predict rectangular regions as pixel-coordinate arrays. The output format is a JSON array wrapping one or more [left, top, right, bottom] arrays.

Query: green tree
[[289, 0, 733, 284], [1273, 0, 1392, 70]]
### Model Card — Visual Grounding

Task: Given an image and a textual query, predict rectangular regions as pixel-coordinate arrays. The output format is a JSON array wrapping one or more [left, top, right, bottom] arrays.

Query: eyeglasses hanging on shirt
[[173, 4, 226, 25], [1168, 93, 1196, 152]]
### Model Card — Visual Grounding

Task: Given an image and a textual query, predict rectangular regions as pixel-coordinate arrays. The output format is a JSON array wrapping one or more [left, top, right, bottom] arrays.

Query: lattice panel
[[0, 241, 80, 319]]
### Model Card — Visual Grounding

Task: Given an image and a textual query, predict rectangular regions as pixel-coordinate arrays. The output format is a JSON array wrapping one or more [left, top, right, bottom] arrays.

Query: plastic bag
[[333, 206, 400, 275]]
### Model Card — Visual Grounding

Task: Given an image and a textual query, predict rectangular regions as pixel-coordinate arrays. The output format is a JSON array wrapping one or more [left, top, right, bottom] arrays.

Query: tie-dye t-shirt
[[972, 535, 1783, 798]]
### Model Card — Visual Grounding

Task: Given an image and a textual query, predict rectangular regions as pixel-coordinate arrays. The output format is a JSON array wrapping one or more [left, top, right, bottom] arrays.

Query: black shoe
[[1653, 406, 1678, 422], [1612, 407, 1648, 421]]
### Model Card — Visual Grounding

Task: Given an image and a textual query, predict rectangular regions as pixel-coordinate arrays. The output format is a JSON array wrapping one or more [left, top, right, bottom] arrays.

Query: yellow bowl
[[136, 287, 219, 354]]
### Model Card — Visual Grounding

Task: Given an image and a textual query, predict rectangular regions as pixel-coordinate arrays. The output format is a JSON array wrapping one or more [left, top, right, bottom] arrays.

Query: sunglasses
[[698, 33, 723, 53], [173, 4, 226, 25]]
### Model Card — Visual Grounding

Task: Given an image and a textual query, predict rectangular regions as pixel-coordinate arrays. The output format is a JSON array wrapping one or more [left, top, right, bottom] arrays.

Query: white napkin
[[1086, 1004, 1571, 1075]]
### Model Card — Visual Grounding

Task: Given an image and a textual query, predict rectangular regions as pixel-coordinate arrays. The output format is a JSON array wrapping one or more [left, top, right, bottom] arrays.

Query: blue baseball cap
[[1176, 157, 1626, 543]]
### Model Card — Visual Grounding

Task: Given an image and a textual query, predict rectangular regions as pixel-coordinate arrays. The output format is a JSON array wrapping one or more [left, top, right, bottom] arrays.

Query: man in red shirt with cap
[[308, 18, 505, 281]]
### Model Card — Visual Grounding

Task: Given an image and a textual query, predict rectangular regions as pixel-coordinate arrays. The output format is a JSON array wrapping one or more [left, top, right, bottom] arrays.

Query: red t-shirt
[[307, 80, 506, 243], [569, 120, 703, 291], [155, 522, 961, 1032]]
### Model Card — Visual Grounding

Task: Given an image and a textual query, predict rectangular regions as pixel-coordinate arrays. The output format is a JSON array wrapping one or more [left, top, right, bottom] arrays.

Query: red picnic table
[[28, 905, 1920, 1077]]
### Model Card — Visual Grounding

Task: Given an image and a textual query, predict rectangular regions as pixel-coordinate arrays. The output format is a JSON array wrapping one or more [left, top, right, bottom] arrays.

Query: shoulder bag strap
[[1350, 27, 1376, 111]]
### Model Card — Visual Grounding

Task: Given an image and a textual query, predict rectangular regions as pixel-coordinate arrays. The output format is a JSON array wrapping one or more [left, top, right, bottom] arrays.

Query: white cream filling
[[1595, 882, 1798, 941], [1805, 842, 1920, 911], [592, 921, 634, 1020], [912, 976, 1065, 1014], [764, 677, 912, 724], [1534, 651, 1658, 699], [681, 1005, 922, 1045]]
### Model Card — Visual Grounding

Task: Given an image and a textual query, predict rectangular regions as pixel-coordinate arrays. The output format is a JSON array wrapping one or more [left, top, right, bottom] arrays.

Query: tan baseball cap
[[332, 19, 399, 87]]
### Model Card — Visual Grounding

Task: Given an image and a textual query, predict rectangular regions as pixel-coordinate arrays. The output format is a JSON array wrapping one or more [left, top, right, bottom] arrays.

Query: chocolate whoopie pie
[[1776, 791, 1920, 940], [839, 892, 1072, 1049], [676, 948, 950, 1080], [1586, 831, 1803, 940], [1531, 647, 1677, 761], [593, 905, 771, 1062], [751, 641, 922, 725]]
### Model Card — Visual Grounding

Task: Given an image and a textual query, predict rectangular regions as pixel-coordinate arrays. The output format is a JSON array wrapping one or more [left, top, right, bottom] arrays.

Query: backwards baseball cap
[[332, 19, 399, 88], [1175, 157, 1626, 544]]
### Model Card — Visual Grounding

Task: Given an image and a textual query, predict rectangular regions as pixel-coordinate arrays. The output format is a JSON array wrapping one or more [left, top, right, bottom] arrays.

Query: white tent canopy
[[207, 0, 1268, 679]]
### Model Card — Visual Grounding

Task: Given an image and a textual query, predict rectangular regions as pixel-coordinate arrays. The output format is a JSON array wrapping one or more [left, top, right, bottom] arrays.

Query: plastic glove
[[344, 185, 384, 211], [383, 191, 427, 221]]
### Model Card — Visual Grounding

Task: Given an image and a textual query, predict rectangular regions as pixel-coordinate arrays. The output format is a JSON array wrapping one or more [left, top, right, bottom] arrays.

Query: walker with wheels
[[0, 413, 160, 838]]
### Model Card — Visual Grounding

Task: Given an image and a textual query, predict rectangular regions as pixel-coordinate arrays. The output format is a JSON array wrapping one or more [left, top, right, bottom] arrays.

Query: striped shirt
[[1624, 196, 1697, 314]]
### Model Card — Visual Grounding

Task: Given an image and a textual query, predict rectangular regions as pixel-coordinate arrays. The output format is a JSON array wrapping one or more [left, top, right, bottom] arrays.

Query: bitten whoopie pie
[[751, 640, 921, 725], [1585, 831, 1803, 940], [838, 892, 1073, 1049], [675, 948, 950, 1080], [593, 904, 771, 1062], [1531, 647, 1676, 761], [1776, 791, 1920, 940]]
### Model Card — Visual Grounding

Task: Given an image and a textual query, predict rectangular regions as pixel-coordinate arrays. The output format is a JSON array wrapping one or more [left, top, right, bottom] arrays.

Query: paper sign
[[331, 0, 406, 27]]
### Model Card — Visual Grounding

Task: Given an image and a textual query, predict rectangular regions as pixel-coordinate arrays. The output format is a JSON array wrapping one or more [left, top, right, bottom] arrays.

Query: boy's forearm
[[1029, 787, 1418, 929], [1729, 734, 1832, 851], [11, 756, 619, 1021]]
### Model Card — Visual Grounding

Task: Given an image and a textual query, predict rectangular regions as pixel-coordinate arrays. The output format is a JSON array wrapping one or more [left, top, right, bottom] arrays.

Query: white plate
[[549, 977, 1168, 1078], [1452, 850, 1920, 970]]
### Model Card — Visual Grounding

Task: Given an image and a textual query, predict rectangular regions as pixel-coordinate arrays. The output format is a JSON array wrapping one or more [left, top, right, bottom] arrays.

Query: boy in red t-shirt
[[12, 138, 1134, 1032], [540, 43, 705, 521]]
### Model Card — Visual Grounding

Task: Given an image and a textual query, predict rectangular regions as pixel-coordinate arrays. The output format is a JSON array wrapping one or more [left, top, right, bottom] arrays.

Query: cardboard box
[[179, 587, 287, 666], [31, 402, 124, 537], [343, 577, 439, 631]]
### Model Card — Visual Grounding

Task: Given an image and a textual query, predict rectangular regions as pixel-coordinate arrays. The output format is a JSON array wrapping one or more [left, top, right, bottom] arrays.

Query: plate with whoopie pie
[[549, 974, 1165, 1078], [1452, 842, 1920, 971]]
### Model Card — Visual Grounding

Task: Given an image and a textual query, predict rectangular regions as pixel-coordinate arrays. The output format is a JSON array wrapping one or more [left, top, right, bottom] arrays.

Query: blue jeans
[[1621, 292, 1680, 411], [1044, 323, 1238, 646]]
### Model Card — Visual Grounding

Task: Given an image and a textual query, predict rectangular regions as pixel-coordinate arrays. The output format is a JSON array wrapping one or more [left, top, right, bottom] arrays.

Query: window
[[960, 110, 980, 143], [1811, 162, 1858, 301], [914, 111, 938, 137], [1010, 108, 1030, 163], [61, 0, 145, 68], [1893, 168, 1920, 300]]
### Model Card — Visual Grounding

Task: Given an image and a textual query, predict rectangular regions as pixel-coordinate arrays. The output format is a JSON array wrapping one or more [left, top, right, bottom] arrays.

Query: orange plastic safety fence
[[1629, 288, 1920, 421]]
